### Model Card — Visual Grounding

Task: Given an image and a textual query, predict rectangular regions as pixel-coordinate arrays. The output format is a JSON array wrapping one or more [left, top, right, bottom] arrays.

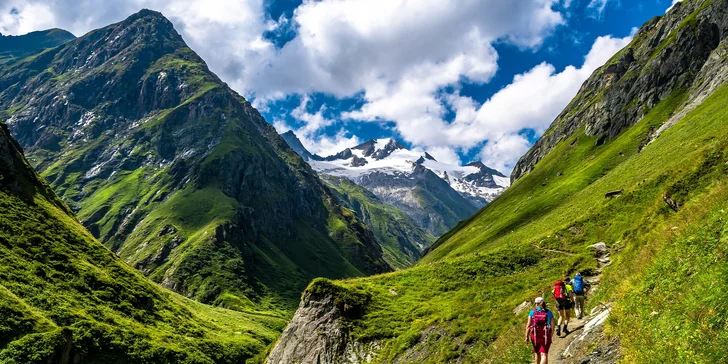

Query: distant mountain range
[[281, 131, 510, 236]]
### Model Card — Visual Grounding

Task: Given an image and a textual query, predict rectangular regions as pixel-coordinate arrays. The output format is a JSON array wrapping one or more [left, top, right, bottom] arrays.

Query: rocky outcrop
[[267, 279, 379, 364], [512, 0, 727, 182]]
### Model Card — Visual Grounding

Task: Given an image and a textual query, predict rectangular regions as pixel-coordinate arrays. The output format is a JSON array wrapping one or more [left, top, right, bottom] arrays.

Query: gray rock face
[[267, 293, 347, 364], [357, 165, 477, 236], [512, 0, 728, 182], [0, 9, 391, 306], [267, 290, 379, 364]]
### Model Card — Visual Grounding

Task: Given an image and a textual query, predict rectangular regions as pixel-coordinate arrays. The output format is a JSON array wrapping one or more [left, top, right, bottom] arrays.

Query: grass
[[310, 61, 728, 362], [0, 170, 287, 363], [323, 175, 435, 269]]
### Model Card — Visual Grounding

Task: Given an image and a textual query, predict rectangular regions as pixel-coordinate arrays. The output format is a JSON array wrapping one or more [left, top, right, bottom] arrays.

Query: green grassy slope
[[322, 175, 436, 269], [0, 29, 75, 64], [0, 10, 390, 311], [0, 123, 287, 363], [295, 1, 728, 361], [316, 66, 728, 364]]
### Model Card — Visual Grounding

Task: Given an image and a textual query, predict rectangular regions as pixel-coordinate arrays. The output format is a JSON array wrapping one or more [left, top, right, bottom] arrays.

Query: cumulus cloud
[[0, 0, 632, 174], [0, 2, 56, 35], [425, 32, 634, 173]]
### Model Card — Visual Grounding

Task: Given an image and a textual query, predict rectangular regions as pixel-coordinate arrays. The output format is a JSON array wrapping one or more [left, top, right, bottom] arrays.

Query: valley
[[2, 0, 728, 363]]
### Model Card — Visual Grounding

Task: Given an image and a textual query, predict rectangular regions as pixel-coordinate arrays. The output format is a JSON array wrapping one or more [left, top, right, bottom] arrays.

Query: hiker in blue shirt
[[525, 297, 554, 364], [572, 272, 591, 319]]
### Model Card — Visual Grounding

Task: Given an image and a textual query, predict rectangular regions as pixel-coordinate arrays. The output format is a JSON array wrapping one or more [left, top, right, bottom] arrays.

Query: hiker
[[525, 297, 553, 364], [572, 272, 591, 319], [552, 278, 573, 337], [564, 277, 576, 321]]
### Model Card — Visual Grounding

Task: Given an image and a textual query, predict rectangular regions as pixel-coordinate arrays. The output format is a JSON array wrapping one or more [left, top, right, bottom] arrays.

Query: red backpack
[[553, 280, 567, 300], [531, 308, 551, 344]]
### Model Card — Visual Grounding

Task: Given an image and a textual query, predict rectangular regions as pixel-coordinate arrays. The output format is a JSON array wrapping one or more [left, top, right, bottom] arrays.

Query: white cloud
[[587, 0, 615, 18], [667, 0, 683, 13], [0, 2, 56, 35], [480, 135, 532, 174], [0, 0, 634, 174], [387, 32, 633, 173], [424, 146, 463, 166]]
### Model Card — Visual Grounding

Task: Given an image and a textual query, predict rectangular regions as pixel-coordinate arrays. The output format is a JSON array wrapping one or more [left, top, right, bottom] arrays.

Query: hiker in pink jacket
[[525, 297, 554, 364]]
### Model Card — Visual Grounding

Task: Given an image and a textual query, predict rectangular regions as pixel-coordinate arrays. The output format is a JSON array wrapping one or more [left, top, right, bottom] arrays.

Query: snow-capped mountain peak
[[280, 132, 510, 209]]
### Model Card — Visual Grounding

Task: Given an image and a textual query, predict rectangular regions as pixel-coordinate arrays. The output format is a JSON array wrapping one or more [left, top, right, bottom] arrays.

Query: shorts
[[531, 339, 551, 354], [556, 298, 572, 310]]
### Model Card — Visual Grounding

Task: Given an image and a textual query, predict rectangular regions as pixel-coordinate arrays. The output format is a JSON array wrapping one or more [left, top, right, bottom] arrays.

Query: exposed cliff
[[512, 0, 725, 182], [0, 9, 390, 309]]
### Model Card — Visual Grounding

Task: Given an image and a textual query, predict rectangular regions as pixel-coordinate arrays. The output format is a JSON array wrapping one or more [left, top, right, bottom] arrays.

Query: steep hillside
[[322, 175, 435, 269], [0, 10, 390, 310], [282, 132, 509, 235], [0, 29, 75, 64], [268, 1, 728, 362], [0, 121, 286, 363]]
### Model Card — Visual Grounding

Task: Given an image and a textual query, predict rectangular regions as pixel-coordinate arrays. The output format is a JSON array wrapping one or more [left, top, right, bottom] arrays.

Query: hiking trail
[[547, 243, 616, 364]]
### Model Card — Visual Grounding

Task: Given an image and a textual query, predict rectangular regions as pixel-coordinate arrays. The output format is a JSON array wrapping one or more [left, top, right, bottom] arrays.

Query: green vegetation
[[0, 129, 286, 362], [314, 57, 728, 361], [0, 9, 392, 316], [0, 29, 74, 64], [323, 175, 435, 269]]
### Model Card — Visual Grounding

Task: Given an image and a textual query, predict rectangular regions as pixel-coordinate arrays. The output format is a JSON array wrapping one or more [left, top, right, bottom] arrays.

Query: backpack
[[573, 276, 585, 294], [553, 280, 567, 300], [531, 308, 550, 343]]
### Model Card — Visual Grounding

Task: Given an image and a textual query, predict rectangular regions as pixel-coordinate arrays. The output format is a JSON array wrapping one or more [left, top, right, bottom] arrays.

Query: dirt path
[[548, 310, 588, 363], [548, 246, 611, 363], [532, 245, 578, 257]]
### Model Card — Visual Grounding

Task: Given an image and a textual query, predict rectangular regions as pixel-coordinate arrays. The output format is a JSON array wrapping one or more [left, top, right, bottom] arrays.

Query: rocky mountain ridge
[[0, 28, 75, 64], [281, 131, 509, 235], [0, 107, 286, 362], [0, 9, 390, 309], [512, 0, 725, 182]]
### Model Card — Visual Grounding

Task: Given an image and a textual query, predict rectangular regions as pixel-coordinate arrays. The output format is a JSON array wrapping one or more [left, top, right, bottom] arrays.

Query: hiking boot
[[556, 326, 561, 337], [563, 325, 569, 335]]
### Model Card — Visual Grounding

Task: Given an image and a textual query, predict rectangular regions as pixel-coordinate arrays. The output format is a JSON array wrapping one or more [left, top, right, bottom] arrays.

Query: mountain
[[0, 29, 75, 64], [0, 9, 390, 310], [281, 132, 509, 235], [321, 174, 436, 269], [269, 1, 728, 362], [280, 130, 321, 161], [0, 119, 286, 362]]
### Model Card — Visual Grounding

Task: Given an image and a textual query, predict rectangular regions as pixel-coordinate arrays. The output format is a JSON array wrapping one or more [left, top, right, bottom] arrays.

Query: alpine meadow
[[2, 0, 728, 363]]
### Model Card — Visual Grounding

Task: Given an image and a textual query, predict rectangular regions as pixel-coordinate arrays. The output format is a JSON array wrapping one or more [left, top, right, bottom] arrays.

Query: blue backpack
[[573, 276, 585, 293]]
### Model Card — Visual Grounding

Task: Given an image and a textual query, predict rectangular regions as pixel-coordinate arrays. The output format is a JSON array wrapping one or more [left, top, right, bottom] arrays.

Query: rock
[[604, 190, 623, 198], [650, 311, 659, 316], [513, 301, 531, 315], [389, 289, 397, 296], [267, 289, 378, 364], [664, 195, 680, 211], [590, 242, 609, 256]]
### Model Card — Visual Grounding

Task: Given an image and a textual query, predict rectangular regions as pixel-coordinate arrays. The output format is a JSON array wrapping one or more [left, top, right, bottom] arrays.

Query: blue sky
[[257, 0, 675, 171], [0, 0, 678, 172]]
